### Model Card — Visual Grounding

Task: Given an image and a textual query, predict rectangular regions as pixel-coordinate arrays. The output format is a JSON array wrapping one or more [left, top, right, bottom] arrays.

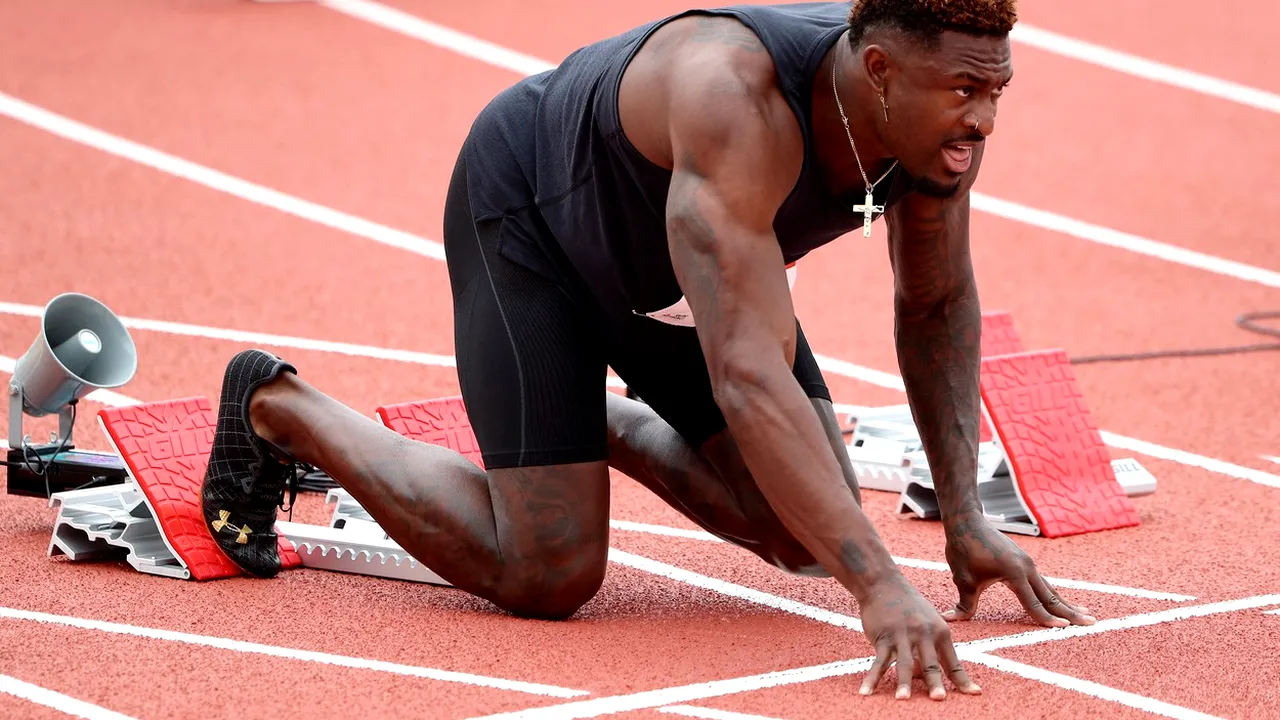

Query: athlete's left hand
[[942, 515, 1096, 627]]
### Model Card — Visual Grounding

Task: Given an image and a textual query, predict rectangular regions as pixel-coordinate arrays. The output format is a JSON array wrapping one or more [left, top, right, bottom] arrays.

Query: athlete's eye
[[954, 87, 974, 98]]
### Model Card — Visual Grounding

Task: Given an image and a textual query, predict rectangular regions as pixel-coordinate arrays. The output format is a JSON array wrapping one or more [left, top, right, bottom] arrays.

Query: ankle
[[247, 374, 296, 450]]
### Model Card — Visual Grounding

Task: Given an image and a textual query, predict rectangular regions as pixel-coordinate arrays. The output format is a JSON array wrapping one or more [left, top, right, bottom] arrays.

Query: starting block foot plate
[[980, 350, 1141, 537], [95, 398, 301, 579], [47, 397, 457, 587]]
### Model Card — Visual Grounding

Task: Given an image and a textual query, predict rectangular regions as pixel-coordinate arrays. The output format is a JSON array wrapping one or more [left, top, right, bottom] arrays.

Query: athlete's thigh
[[442, 155, 611, 473]]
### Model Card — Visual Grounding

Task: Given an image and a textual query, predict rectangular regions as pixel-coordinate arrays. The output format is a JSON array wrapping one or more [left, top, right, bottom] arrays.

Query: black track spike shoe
[[200, 349, 301, 578]]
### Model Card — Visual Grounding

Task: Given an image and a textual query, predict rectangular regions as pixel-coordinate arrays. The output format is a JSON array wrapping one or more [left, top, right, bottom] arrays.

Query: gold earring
[[879, 92, 889, 122]]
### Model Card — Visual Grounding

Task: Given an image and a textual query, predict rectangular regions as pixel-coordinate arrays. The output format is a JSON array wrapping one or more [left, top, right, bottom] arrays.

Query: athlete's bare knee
[[484, 462, 610, 619], [492, 554, 608, 620]]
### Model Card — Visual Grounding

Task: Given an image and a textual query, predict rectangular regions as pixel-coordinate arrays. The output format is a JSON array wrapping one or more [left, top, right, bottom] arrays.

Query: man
[[201, 0, 1096, 701]]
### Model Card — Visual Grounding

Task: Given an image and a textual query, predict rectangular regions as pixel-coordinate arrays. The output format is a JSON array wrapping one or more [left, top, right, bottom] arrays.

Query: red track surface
[[2, 1, 1279, 719]]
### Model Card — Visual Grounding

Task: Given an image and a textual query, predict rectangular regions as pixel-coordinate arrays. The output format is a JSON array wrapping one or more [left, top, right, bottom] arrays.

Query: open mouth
[[941, 143, 974, 174]]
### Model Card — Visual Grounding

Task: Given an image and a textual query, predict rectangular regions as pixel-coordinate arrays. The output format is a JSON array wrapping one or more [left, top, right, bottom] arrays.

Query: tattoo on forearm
[[840, 538, 869, 576], [667, 154, 726, 327], [890, 200, 984, 524]]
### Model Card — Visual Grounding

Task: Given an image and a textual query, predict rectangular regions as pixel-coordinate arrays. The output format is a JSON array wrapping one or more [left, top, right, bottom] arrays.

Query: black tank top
[[461, 2, 908, 323]]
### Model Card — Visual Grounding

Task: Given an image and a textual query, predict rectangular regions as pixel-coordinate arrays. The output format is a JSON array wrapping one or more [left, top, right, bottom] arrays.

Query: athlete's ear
[[860, 42, 893, 96]]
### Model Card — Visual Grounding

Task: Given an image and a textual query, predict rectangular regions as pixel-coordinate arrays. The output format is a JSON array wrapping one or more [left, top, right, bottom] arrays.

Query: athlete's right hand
[[857, 574, 982, 700]]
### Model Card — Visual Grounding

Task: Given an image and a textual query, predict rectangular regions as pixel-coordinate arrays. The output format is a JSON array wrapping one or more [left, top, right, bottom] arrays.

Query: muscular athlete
[[201, 0, 1094, 701]]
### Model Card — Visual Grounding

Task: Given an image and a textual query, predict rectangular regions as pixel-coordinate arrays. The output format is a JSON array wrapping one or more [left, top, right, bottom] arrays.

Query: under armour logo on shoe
[[211, 509, 253, 544]]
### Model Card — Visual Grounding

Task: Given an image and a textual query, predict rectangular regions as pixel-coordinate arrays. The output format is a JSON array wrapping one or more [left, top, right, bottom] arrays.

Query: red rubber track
[[1, 1, 1278, 719]]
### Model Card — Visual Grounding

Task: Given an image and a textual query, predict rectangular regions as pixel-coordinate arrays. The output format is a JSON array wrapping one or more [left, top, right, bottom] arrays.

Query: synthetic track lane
[[9, 307, 1273, 606], [0, 692, 69, 720], [970, 42, 1280, 269], [5, 99, 1275, 480], [608, 457, 1280, 604], [791, 217, 1280, 474], [4, 0, 1276, 469], [0, 622, 566, 720], [379, 0, 1280, 269], [2, 2, 1275, 718], [606, 453, 1280, 604], [0, 120, 457, 352], [678, 671, 1170, 720], [0, 0, 498, 240], [992, 610, 1280, 717], [1016, 0, 1280, 93], [607, 531, 1183, 636], [0, 492, 871, 700]]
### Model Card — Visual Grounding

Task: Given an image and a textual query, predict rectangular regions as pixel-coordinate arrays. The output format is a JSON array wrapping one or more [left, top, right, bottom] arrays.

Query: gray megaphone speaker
[[8, 293, 137, 451]]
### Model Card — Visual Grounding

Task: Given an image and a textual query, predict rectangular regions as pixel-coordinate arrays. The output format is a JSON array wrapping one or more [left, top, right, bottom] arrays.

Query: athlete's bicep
[[663, 64, 802, 385]]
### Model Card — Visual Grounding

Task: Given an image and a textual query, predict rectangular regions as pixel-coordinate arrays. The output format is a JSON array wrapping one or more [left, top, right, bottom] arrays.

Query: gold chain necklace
[[830, 41, 897, 237]]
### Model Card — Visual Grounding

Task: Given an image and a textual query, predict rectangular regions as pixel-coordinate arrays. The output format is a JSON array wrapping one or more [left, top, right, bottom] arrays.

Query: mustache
[[943, 134, 986, 145]]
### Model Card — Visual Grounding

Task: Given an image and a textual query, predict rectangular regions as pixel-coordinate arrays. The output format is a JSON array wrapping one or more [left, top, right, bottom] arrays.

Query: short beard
[[911, 175, 963, 198]]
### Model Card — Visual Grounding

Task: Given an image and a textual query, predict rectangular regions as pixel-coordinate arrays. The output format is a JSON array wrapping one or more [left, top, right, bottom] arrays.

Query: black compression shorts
[[441, 153, 832, 470]]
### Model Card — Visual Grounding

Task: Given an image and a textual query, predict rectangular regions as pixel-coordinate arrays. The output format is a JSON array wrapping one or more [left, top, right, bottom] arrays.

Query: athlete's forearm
[[715, 361, 901, 601], [894, 280, 985, 526]]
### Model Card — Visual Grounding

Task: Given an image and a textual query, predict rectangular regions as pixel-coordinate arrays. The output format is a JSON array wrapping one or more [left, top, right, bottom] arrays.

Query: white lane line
[[1098, 431, 1280, 490], [4, 40, 1280, 291], [0, 674, 138, 720], [969, 193, 1280, 289], [610, 520, 1195, 602], [959, 594, 1280, 655], [608, 548, 863, 632], [1262, 455, 1280, 465], [883, 555, 1194, 602], [467, 657, 879, 720], [813, 348, 1280, 490], [5, 300, 1273, 489], [466, 593, 1280, 719], [0, 301, 457, 367], [1264, 609, 1280, 615], [314, 0, 1280, 289], [0, 303, 627, 389], [658, 705, 786, 720], [0, 92, 446, 262], [324, 0, 1280, 117], [1010, 23, 1280, 115], [962, 653, 1224, 720], [319, 0, 556, 75], [0, 606, 588, 698]]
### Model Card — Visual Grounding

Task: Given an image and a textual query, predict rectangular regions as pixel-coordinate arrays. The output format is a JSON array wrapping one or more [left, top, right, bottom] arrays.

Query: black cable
[[10, 400, 79, 499], [1069, 310, 1280, 366]]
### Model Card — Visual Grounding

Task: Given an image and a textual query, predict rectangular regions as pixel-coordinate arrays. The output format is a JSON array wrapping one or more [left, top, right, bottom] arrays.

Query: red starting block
[[375, 396, 484, 469], [850, 311, 1151, 538], [47, 397, 445, 584], [44, 398, 302, 580], [978, 349, 1141, 537], [977, 311, 1024, 443]]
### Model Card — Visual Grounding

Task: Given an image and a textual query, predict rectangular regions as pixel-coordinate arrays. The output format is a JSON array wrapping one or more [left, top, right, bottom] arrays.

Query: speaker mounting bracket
[[6, 388, 126, 499], [7, 382, 27, 451]]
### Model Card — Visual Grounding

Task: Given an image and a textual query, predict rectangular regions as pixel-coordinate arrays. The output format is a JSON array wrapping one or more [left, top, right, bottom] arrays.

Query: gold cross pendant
[[852, 191, 884, 238]]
